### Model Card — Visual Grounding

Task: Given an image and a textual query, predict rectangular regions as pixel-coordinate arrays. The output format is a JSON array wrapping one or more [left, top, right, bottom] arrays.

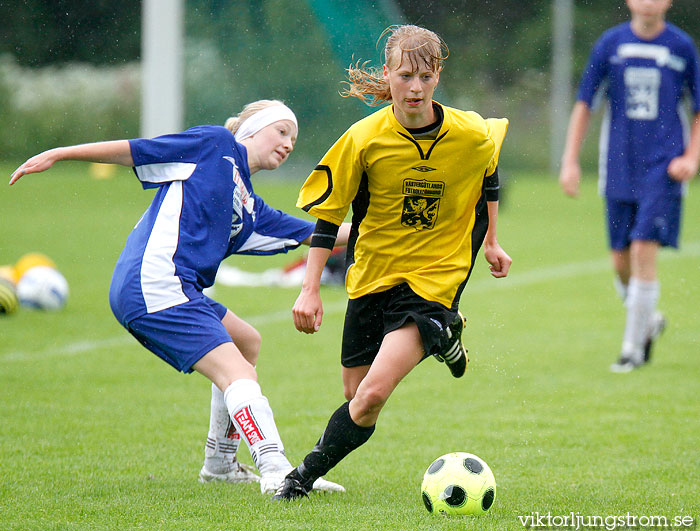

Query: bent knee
[[354, 386, 389, 413]]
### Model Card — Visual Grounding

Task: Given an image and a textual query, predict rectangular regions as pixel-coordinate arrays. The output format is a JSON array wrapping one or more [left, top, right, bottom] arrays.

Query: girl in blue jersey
[[9, 100, 348, 494], [560, 0, 700, 372]]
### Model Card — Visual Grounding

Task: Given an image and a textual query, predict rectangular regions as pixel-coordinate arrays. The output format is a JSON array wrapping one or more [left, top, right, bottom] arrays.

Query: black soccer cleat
[[643, 313, 666, 364], [271, 475, 312, 501], [435, 312, 469, 378]]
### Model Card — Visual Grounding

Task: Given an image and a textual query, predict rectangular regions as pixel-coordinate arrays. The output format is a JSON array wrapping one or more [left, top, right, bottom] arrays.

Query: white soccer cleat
[[311, 477, 345, 492], [198, 459, 260, 484], [609, 355, 643, 373], [260, 470, 291, 494]]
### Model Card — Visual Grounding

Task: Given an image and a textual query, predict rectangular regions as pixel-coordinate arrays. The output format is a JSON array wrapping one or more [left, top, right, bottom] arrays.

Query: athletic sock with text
[[223, 379, 291, 475]]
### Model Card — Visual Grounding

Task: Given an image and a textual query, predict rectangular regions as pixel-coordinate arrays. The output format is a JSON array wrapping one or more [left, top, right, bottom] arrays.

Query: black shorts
[[341, 283, 459, 368]]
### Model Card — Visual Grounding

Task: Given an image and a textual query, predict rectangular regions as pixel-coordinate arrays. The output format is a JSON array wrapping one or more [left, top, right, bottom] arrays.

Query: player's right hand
[[292, 287, 323, 334], [9, 149, 60, 185]]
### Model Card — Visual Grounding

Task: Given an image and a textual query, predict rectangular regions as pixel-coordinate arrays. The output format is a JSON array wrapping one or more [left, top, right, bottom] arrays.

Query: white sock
[[203, 383, 241, 473], [622, 277, 659, 361], [613, 277, 628, 302], [223, 379, 291, 475]]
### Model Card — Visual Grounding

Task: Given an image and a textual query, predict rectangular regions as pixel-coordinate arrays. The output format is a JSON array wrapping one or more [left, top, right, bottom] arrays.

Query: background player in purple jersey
[[9, 100, 349, 494], [559, 0, 700, 372]]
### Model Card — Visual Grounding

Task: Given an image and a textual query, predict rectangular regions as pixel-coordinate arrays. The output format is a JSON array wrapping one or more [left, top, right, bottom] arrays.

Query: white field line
[[3, 241, 698, 363], [1, 335, 135, 362]]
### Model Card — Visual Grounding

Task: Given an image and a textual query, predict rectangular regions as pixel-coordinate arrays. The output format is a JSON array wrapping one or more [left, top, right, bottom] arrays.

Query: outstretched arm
[[9, 140, 133, 185], [559, 101, 592, 197]]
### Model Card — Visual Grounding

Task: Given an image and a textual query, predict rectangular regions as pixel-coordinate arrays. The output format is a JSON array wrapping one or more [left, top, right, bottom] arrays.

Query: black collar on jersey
[[405, 103, 444, 139], [397, 103, 447, 160]]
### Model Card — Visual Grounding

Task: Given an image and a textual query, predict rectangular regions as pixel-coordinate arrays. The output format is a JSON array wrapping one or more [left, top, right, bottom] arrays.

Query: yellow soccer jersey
[[298, 102, 508, 307]]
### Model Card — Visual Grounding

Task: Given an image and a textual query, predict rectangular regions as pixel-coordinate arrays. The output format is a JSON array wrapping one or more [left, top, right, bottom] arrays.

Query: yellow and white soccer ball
[[16, 265, 69, 311], [14, 252, 57, 281], [421, 452, 496, 516]]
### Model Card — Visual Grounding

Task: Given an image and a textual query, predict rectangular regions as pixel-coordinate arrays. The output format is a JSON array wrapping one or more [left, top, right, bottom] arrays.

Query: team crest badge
[[402, 196, 440, 230], [401, 178, 445, 231]]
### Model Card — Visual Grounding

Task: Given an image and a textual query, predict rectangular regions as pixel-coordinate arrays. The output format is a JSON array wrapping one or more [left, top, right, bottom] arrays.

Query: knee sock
[[203, 383, 241, 473], [294, 402, 375, 487], [613, 277, 628, 302], [223, 379, 291, 475], [622, 277, 659, 360]]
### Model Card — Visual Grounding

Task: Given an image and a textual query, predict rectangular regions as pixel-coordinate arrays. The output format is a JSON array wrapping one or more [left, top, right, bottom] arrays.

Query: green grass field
[[1, 162, 699, 530]]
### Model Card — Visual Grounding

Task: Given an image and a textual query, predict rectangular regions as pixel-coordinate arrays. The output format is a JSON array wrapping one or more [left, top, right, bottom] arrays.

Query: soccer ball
[[421, 452, 496, 516], [16, 265, 69, 311], [0, 277, 19, 315]]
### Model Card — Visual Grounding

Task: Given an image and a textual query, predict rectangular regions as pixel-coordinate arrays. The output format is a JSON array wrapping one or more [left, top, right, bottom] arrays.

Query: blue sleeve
[[577, 34, 610, 106], [235, 195, 314, 256], [129, 127, 207, 190]]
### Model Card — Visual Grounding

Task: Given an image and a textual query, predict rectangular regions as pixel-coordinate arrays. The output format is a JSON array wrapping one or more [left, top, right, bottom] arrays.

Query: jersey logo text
[[401, 178, 444, 230], [224, 156, 255, 239]]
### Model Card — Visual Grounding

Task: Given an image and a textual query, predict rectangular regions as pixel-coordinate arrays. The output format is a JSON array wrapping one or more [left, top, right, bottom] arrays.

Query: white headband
[[234, 104, 298, 142]]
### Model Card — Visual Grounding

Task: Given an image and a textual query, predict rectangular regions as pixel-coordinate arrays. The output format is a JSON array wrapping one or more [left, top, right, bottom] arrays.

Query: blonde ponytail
[[340, 25, 448, 106]]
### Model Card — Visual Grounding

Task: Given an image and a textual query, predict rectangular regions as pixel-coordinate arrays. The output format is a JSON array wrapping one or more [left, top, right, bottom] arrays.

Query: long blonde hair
[[224, 99, 287, 133], [341, 25, 448, 106]]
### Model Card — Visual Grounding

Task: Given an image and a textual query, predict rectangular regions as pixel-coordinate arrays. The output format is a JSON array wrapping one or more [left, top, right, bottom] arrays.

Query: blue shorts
[[123, 296, 231, 373], [605, 195, 682, 251]]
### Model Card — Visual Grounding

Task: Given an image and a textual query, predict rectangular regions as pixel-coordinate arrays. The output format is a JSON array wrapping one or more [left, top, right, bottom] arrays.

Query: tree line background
[[1, 0, 699, 171]]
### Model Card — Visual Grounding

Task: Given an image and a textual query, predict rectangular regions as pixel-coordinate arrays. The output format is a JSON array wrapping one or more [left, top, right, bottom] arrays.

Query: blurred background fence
[[1, 0, 698, 174]]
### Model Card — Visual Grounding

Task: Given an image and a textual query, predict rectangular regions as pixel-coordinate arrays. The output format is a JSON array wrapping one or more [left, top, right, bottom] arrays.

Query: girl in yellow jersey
[[273, 25, 512, 500]]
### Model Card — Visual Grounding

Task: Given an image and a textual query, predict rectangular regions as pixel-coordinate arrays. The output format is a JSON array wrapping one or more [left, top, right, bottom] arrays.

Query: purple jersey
[[109, 125, 313, 325], [577, 22, 700, 200]]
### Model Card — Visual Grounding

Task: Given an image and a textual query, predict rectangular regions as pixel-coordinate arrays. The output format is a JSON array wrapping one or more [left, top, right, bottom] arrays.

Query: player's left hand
[[484, 242, 511, 278], [667, 154, 699, 182]]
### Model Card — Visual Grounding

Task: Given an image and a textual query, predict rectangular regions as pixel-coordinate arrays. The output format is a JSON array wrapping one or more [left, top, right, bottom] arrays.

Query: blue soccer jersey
[[109, 125, 313, 325], [577, 22, 700, 200]]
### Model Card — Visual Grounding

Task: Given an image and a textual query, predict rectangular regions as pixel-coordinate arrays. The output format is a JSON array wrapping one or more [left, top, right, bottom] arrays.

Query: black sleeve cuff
[[484, 167, 499, 202], [310, 219, 340, 249]]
